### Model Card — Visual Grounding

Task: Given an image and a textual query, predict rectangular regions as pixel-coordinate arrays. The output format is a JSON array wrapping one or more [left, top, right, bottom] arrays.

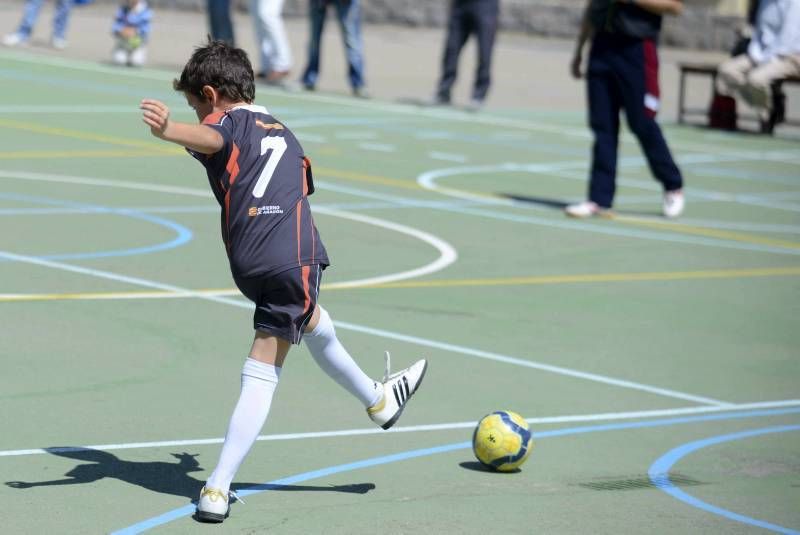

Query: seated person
[[715, 0, 800, 127]]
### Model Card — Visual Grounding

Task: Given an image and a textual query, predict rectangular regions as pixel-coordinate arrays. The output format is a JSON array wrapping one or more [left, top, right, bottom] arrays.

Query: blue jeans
[[16, 0, 72, 40], [207, 0, 235, 45], [301, 0, 365, 90]]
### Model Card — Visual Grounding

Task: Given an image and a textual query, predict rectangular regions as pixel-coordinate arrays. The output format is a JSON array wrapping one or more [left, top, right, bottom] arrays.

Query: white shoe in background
[[663, 190, 685, 218], [564, 201, 613, 219]]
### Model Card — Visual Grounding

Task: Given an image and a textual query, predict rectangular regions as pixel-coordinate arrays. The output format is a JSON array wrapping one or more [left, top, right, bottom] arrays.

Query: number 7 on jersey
[[252, 136, 288, 198]]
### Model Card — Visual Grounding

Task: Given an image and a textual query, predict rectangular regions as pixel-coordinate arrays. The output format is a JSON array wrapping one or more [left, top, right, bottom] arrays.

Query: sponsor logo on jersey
[[248, 205, 284, 217]]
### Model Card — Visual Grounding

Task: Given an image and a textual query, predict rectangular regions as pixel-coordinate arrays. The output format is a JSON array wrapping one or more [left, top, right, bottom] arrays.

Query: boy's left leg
[[197, 334, 289, 523]]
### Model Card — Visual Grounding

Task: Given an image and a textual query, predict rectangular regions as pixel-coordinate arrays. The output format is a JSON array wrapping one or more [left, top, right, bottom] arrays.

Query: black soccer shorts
[[234, 263, 323, 344]]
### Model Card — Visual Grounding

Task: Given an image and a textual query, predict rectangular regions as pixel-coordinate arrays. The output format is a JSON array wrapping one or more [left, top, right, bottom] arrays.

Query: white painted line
[[0, 170, 457, 289], [0, 171, 732, 406], [0, 105, 191, 114], [291, 132, 327, 144], [358, 142, 396, 153], [5, 49, 800, 160], [335, 131, 377, 140], [2, 247, 722, 406], [314, 207, 457, 289], [2, 399, 796, 458], [335, 320, 731, 407], [429, 151, 468, 163]]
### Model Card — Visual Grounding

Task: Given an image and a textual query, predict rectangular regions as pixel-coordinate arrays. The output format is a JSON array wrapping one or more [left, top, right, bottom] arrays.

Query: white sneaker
[[465, 98, 485, 112], [196, 486, 231, 523], [51, 37, 67, 50], [2, 33, 27, 47], [565, 201, 613, 218], [663, 189, 684, 218], [367, 352, 427, 430]]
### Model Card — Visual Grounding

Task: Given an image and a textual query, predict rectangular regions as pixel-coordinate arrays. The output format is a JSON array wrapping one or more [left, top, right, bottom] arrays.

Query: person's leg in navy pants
[[302, 0, 328, 89], [472, 0, 499, 102], [208, 0, 235, 45], [617, 38, 683, 194], [587, 38, 621, 209], [436, 1, 470, 102]]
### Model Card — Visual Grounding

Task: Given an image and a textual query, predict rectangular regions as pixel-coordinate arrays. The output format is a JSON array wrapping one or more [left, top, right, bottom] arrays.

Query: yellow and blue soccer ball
[[472, 410, 534, 472]]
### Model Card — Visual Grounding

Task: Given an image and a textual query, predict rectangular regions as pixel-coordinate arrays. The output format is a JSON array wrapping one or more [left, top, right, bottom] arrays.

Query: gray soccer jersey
[[189, 104, 329, 278]]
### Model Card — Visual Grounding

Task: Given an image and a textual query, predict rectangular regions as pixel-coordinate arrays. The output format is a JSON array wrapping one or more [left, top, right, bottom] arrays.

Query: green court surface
[[1, 50, 799, 534]]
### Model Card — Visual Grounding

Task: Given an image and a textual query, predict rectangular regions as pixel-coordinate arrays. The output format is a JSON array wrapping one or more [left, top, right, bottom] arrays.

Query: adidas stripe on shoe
[[367, 352, 427, 430]]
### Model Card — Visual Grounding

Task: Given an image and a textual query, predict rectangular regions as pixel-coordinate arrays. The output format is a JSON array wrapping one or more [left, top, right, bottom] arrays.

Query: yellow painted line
[[361, 267, 800, 289], [0, 289, 239, 302], [615, 215, 800, 250], [314, 165, 423, 191], [0, 118, 181, 155], [3, 267, 799, 302], [0, 117, 794, 252], [0, 149, 170, 159]]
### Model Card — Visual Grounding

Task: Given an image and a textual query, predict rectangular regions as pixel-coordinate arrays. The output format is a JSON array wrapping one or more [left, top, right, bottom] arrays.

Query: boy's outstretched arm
[[140, 99, 224, 155]]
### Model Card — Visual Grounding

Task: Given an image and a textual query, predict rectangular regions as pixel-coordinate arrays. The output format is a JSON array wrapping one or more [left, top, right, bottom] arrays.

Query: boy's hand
[[140, 99, 171, 138]]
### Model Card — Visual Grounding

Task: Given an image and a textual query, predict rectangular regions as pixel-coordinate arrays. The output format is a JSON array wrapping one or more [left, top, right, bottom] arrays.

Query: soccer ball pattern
[[472, 410, 534, 472]]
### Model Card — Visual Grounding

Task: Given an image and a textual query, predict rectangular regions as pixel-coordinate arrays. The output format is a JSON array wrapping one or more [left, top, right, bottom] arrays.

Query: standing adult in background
[[207, 0, 235, 45], [566, 0, 685, 219], [301, 0, 368, 98], [715, 0, 800, 131], [2, 0, 74, 49], [433, 0, 500, 111], [251, 0, 292, 85]]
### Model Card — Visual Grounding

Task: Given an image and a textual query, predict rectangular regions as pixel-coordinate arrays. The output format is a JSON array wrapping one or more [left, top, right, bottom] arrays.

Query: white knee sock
[[304, 306, 381, 407], [206, 358, 280, 494]]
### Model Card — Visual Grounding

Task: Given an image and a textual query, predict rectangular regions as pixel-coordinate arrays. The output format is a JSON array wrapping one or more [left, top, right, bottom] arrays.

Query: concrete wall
[[137, 0, 745, 51]]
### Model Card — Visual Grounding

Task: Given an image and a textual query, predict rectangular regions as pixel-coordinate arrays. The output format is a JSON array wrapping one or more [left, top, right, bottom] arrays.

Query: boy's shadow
[[5, 447, 374, 499]]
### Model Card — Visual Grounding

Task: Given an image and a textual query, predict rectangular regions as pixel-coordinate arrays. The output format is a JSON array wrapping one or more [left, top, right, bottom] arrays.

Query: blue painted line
[[0, 193, 192, 260], [649, 425, 800, 534], [112, 406, 800, 534]]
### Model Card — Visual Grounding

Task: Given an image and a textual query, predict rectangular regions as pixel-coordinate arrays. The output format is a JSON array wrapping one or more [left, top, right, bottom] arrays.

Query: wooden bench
[[677, 62, 800, 134]]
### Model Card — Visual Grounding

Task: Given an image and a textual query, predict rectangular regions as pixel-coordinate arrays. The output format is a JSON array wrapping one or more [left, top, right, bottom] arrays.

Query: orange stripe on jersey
[[301, 265, 311, 313], [301, 157, 310, 197], [226, 143, 240, 185], [202, 111, 226, 125], [223, 143, 241, 252], [295, 200, 303, 265]]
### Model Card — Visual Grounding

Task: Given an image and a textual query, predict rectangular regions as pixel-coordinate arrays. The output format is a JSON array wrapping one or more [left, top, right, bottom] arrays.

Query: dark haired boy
[[140, 40, 427, 523]]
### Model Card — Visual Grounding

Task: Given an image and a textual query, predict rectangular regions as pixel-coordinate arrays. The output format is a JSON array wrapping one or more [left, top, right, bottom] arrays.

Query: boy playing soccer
[[140, 40, 427, 523]]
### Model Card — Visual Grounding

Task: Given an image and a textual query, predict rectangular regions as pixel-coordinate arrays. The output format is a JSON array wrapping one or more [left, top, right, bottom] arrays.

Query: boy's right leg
[[303, 305, 381, 407], [303, 304, 428, 430]]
